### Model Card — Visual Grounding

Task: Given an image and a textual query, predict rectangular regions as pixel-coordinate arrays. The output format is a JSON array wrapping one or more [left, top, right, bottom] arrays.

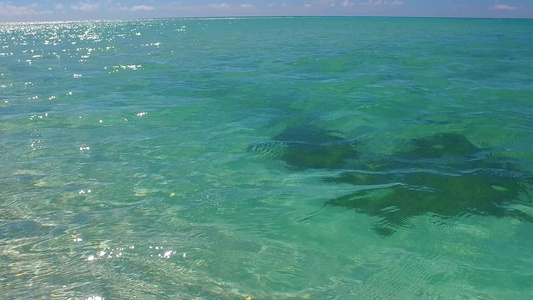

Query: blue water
[[1, 17, 533, 299]]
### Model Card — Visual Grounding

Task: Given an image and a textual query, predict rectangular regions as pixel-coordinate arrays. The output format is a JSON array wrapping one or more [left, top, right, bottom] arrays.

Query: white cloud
[[55, 3, 65, 10], [341, 0, 354, 7], [71, 1, 100, 12], [491, 4, 516, 11], [362, 0, 404, 6], [0, 2, 52, 16], [130, 5, 155, 12], [208, 3, 230, 9], [364, 0, 383, 6], [240, 4, 254, 8]]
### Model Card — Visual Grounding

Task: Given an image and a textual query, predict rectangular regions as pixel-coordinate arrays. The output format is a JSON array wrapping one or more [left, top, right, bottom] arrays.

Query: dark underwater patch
[[251, 129, 532, 236], [249, 125, 358, 170], [407, 132, 479, 158], [325, 132, 532, 236], [0, 220, 55, 240]]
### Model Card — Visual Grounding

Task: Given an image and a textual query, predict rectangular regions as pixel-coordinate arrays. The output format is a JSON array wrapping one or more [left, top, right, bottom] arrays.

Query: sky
[[0, 0, 532, 22]]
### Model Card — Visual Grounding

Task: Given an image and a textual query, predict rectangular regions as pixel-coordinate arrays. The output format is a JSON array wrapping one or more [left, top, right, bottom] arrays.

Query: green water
[[1, 17, 532, 299]]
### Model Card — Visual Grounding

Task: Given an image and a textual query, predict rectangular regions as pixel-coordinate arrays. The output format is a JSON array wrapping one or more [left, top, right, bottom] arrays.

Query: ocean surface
[[1, 17, 532, 299]]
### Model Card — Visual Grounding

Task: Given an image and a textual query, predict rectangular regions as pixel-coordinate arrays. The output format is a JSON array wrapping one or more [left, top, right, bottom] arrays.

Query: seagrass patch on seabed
[[249, 125, 359, 170], [325, 132, 533, 236], [251, 128, 533, 237]]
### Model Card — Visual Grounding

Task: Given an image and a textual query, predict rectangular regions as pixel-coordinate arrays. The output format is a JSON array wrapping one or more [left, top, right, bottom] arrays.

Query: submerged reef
[[249, 125, 359, 170], [326, 132, 532, 236], [251, 128, 532, 236]]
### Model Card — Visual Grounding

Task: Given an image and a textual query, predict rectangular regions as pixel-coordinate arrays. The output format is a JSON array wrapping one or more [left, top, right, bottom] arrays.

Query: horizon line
[[2, 14, 532, 25]]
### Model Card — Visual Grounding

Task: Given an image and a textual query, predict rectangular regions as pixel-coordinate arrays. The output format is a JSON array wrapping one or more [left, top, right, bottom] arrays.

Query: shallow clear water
[[1, 17, 533, 299]]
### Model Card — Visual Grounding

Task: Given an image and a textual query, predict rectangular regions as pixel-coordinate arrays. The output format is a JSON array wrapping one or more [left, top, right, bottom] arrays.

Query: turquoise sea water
[[1, 17, 533, 299]]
